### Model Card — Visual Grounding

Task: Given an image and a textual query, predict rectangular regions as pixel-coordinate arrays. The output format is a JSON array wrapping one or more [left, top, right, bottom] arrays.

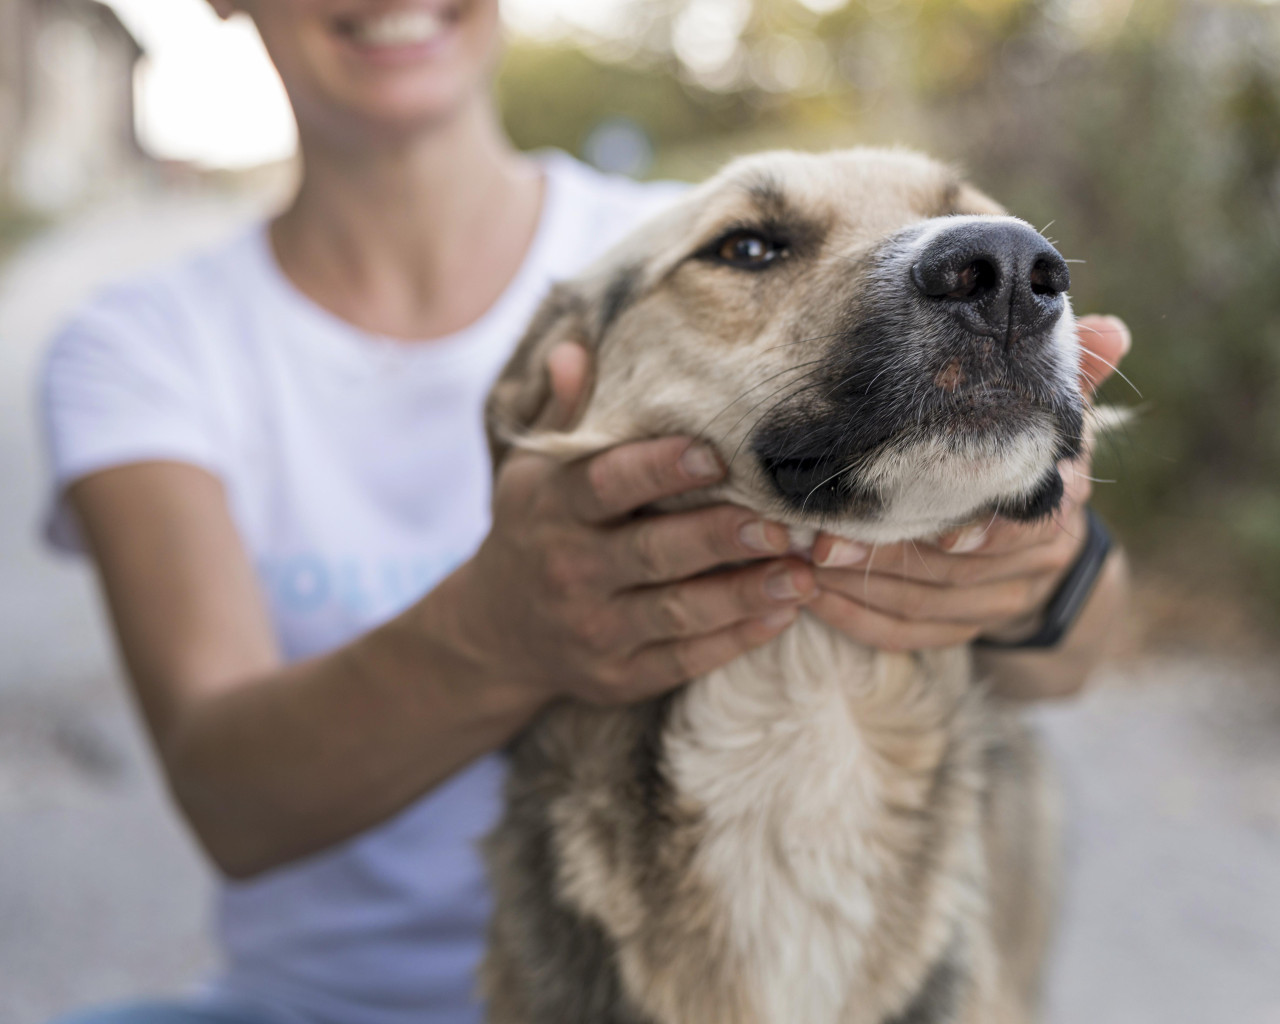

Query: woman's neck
[[271, 96, 544, 341]]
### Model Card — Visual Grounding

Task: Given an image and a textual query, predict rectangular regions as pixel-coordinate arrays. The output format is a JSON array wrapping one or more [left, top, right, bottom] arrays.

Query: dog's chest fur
[[485, 617, 998, 1024], [663, 620, 980, 1024]]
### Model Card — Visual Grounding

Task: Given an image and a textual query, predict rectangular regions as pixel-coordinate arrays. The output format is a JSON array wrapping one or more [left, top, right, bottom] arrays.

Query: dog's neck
[[654, 616, 979, 1024]]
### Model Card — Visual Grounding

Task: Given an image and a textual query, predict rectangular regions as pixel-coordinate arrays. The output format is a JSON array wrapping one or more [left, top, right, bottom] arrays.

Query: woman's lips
[[330, 4, 467, 61], [337, 8, 448, 47]]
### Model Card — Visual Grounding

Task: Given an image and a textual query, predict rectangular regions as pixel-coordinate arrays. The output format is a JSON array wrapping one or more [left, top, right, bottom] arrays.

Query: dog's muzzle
[[751, 218, 1082, 521]]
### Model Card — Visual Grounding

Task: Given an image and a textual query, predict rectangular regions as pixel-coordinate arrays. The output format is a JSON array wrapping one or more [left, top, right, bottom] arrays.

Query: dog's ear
[[487, 259, 649, 469], [485, 284, 595, 469]]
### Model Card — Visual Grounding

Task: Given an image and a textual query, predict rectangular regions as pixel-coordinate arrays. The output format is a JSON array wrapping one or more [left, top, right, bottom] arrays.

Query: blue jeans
[[51, 1003, 275, 1024]]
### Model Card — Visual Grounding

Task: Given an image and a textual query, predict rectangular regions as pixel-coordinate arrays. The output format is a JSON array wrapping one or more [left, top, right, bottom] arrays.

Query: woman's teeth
[[347, 10, 446, 46]]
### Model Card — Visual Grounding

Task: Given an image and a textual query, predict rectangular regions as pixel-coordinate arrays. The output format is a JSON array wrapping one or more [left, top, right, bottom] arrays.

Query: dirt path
[[1, 199, 1277, 1024], [1034, 657, 1280, 1024]]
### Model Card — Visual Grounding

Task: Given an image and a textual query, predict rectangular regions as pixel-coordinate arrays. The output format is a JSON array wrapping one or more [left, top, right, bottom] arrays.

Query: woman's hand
[[807, 315, 1131, 654], [439, 344, 815, 709]]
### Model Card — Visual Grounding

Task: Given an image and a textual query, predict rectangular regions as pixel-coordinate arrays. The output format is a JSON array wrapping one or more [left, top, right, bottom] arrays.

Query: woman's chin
[[340, 84, 486, 138], [262, 1, 502, 146]]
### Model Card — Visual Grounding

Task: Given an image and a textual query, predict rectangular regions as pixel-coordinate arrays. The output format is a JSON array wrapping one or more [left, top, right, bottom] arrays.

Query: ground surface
[[1, 197, 1277, 1024]]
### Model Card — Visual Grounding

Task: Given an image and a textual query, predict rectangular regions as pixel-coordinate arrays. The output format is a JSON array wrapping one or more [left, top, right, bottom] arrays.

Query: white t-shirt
[[40, 152, 685, 1024]]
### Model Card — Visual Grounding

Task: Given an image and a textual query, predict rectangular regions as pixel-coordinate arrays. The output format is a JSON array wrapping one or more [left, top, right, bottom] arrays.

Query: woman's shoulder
[[41, 224, 272, 405], [40, 224, 275, 467], [38, 227, 271, 552], [57, 225, 268, 345], [537, 150, 689, 273], [543, 149, 687, 206]]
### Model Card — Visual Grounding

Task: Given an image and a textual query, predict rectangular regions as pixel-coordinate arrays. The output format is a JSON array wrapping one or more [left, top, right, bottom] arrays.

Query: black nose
[[911, 220, 1070, 347]]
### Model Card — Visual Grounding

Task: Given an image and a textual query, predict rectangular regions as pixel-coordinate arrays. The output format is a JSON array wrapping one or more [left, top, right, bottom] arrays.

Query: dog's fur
[[481, 149, 1084, 1024]]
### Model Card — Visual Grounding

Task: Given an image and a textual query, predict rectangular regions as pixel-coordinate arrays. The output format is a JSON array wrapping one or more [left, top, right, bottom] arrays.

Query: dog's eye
[[710, 230, 789, 269]]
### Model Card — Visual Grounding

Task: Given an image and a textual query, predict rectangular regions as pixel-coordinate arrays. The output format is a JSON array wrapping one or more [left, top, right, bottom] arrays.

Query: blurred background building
[[0, 0, 149, 211], [0, 1, 1277, 1022]]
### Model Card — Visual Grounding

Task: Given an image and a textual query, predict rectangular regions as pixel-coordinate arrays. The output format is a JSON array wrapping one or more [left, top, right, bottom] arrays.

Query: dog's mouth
[[760, 453, 846, 506], [753, 377, 1080, 524], [928, 383, 1039, 435], [757, 445, 882, 516]]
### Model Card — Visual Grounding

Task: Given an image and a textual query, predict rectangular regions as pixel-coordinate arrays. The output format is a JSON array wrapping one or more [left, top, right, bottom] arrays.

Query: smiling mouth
[[334, 7, 458, 47]]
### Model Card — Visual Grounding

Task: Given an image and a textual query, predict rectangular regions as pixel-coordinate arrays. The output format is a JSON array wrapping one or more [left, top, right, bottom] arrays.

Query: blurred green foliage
[[497, 0, 1280, 605]]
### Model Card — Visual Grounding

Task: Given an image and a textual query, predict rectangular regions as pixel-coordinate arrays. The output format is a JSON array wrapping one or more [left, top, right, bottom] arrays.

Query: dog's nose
[[911, 221, 1070, 347]]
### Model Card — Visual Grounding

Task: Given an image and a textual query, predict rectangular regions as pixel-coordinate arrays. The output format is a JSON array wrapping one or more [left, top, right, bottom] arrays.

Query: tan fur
[[482, 148, 1070, 1024]]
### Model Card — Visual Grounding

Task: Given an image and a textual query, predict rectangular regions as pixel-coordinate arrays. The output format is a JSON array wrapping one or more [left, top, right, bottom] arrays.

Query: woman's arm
[[73, 366, 813, 878], [972, 546, 1129, 700], [71, 461, 537, 878]]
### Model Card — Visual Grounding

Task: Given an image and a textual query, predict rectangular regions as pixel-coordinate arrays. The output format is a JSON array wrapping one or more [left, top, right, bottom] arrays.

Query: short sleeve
[[39, 283, 226, 554]]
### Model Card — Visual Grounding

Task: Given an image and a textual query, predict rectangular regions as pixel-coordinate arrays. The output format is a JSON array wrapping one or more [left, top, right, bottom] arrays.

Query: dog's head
[[489, 148, 1085, 543]]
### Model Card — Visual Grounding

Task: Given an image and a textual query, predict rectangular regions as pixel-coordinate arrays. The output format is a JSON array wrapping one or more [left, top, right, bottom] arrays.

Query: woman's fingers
[[564, 437, 725, 523], [1075, 314, 1131, 395], [807, 591, 981, 652], [812, 454, 1090, 581], [539, 342, 592, 430], [815, 513, 1086, 588], [934, 460, 1092, 555], [935, 502, 1088, 558], [934, 514, 1058, 557], [607, 504, 790, 586], [622, 609, 800, 698], [620, 559, 815, 647], [813, 564, 1058, 628]]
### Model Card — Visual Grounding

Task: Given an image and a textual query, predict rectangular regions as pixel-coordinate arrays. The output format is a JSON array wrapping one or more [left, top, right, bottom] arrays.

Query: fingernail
[[759, 608, 798, 630], [1100, 315, 1132, 357], [679, 444, 722, 481], [945, 525, 987, 553], [817, 538, 868, 567], [765, 566, 804, 601], [740, 520, 789, 554]]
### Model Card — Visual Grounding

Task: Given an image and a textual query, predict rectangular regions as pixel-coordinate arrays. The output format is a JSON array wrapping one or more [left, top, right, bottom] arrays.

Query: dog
[[480, 148, 1086, 1024]]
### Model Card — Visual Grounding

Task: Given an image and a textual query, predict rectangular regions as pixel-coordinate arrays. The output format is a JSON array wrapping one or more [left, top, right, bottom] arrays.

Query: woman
[[42, 2, 1131, 1022]]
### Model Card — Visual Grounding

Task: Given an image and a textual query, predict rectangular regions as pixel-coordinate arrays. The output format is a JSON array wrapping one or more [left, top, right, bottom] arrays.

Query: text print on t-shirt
[[258, 549, 470, 620]]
